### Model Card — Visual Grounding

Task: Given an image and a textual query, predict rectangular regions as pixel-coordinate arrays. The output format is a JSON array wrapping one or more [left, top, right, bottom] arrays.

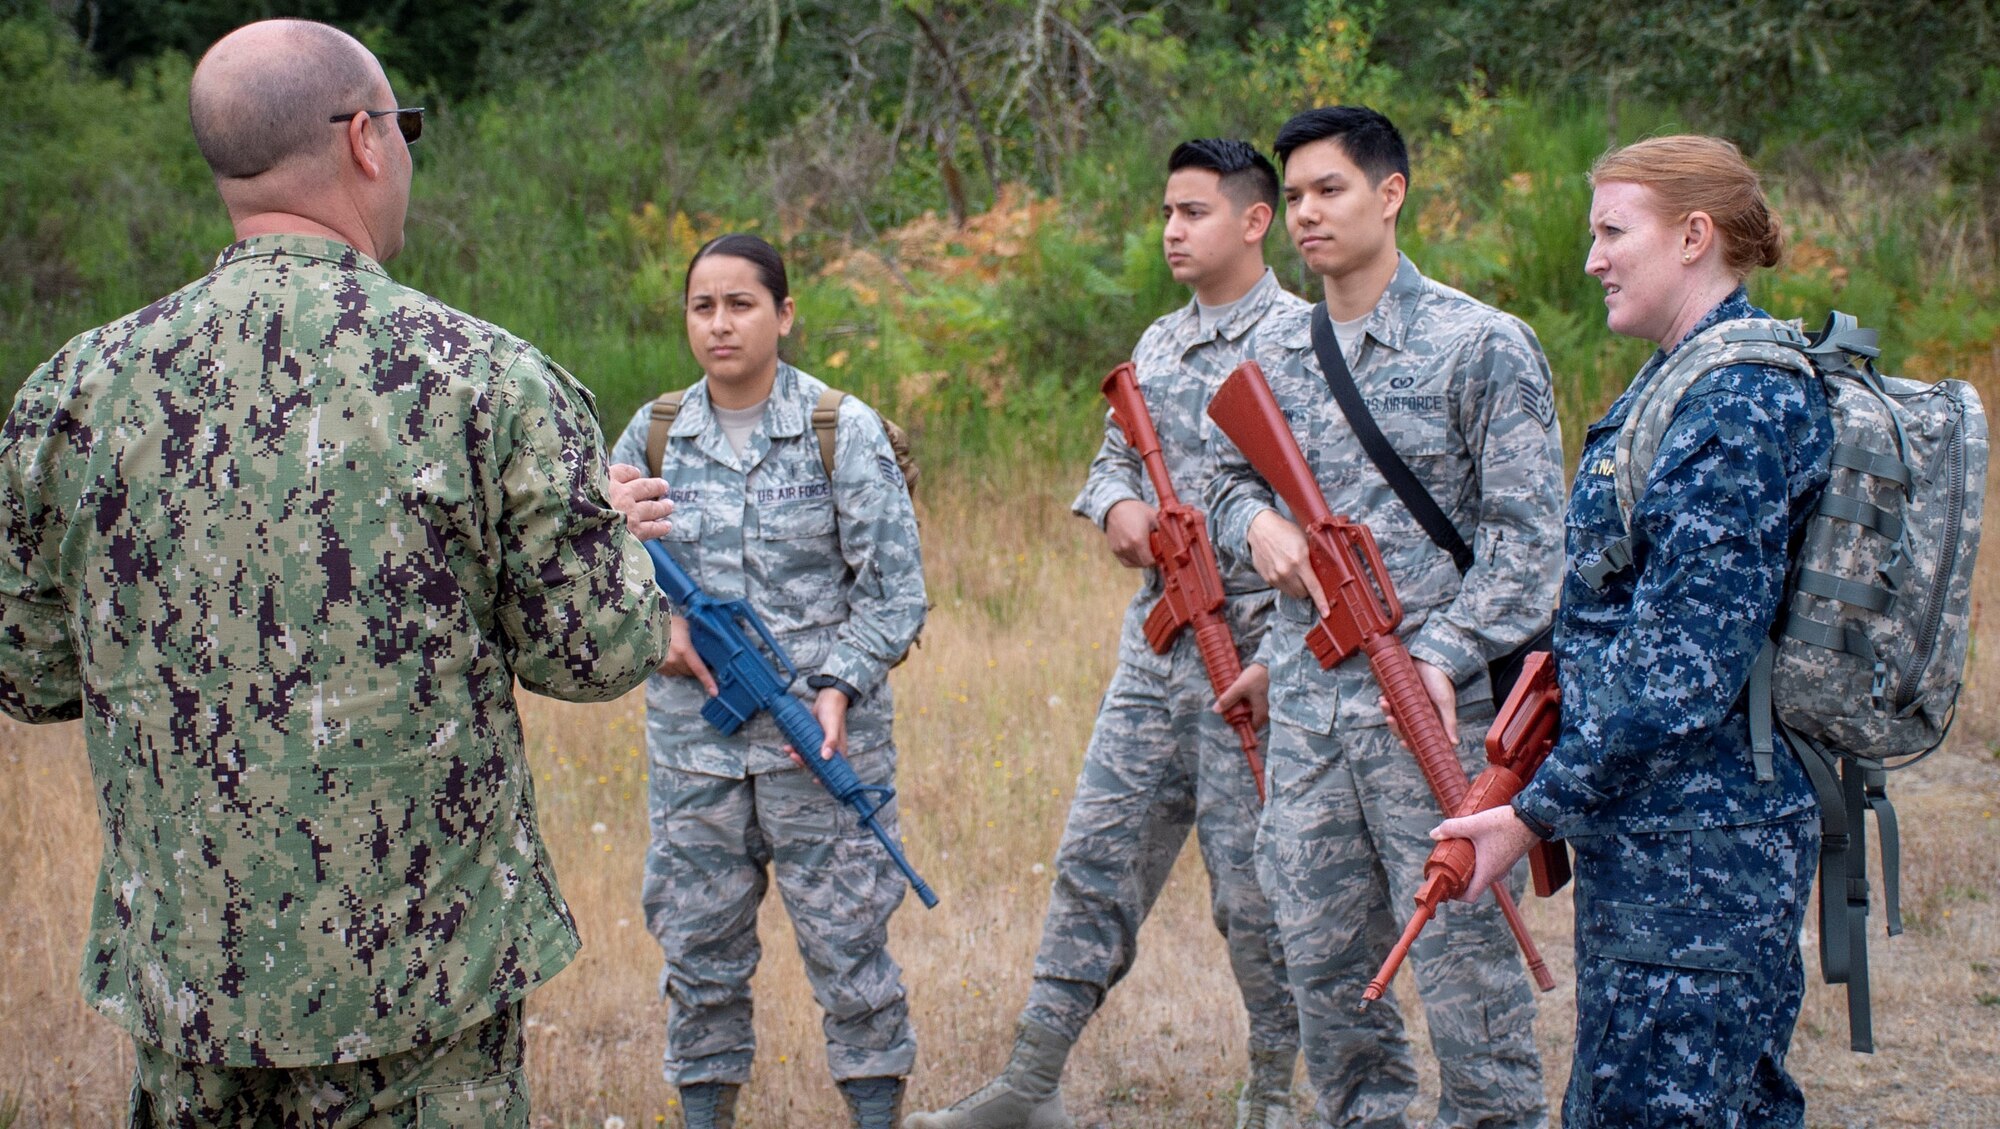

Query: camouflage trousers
[[1258, 714, 1546, 1129], [129, 1002, 526, 1128], [1022, 625, 1297, 1053], [644, 746, 916, 1085], [1562, 816, 1818, 1128]]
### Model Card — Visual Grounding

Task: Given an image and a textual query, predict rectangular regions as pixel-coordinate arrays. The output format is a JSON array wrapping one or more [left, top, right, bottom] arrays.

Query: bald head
[[191, 20, 381, 180]]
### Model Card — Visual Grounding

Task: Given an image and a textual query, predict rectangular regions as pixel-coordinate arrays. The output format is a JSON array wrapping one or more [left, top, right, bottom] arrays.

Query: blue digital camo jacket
[[1514, 289, 1833, 838]]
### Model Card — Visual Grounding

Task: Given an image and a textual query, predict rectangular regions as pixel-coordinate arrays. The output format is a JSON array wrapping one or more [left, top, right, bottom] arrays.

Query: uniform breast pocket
[[1379, 410, 1451, 458], [658, 502, 704, 557], [757, 495, 841, 611]]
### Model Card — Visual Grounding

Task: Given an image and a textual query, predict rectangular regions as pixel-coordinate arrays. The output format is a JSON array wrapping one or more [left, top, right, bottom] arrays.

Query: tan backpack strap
[[646, 391, 685, 477], [811, 387, 845, 479]]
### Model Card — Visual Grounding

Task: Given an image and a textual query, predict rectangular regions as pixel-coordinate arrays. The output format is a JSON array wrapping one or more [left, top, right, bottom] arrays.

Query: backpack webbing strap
[[1785, 725, 1873, 1051], [1805, 313, 1881, 365], [645, 388, 843, 479], [811, 388, 845, 482], [1747, 641, 1778, 782], [1865, 762, 1903, 938], [646, 391, 686, 477], [1782, 612, 1877, 661], [1834, 755, 1877, 1053], [1831, 442, 1915, 490], [1793, 568, 1895, 614], [1783, 721, 1906, 1054], [1816, 491, 1905, 541]]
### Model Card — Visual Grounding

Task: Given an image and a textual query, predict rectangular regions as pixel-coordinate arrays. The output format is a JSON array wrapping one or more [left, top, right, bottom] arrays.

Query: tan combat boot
[[1234, 1046, 1298, 1129], [901, 1020, 1074, 1129]]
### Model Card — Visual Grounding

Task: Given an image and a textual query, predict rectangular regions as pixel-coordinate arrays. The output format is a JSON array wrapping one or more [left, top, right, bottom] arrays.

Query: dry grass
[[4, 450, 1999, 1128]]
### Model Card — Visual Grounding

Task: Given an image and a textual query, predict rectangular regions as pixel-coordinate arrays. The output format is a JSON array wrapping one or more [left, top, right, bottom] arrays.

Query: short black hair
[[1272, 106, 1409, 189], [684, 233, 789, 305], [1167, 138, 1280, 215]]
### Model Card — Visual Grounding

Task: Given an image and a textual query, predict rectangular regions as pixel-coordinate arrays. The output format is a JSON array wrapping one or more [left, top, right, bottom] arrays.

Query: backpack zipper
[[1894, 389, 1965, 709]]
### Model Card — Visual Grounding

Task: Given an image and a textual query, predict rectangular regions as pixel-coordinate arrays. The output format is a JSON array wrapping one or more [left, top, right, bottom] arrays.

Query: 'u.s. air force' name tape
[[753, 481, 833, 505]]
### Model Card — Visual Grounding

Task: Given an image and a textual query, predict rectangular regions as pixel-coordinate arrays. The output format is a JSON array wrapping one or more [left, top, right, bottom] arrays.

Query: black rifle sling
[[1310, 303, 1553, 698], [1310, 302, 1475, 572]]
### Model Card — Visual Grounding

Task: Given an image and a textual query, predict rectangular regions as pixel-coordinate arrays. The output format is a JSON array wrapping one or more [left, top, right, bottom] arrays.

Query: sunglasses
[[328, 107, 425, 144]]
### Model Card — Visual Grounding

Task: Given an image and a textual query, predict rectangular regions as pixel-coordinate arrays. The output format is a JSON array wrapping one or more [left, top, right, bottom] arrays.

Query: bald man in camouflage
[[0, 19, 670, 1128]]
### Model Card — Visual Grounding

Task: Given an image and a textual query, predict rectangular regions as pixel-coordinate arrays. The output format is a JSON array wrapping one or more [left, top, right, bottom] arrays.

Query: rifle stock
[[1206, 360, 1552, 993], [1101, 362, 1266, 803]]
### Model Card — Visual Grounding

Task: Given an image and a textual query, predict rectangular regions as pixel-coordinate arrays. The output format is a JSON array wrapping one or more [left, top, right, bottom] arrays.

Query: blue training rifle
[[644, 539, 940, 908]]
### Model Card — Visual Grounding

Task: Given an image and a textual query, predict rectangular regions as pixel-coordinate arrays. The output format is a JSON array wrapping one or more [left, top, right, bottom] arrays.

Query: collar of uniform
[[759, 363, 812, 438], [1364, 252, 1427, 354], [212, 233, 390, 280], [668, 381, 716, 437], [1213, 267, 1284, 343], [1170, 266, 1284, 350], [670, 363, 811, 439]]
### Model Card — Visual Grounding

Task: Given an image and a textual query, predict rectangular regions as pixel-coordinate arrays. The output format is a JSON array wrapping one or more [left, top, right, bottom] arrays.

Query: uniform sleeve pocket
[[416, 1068, 528, 1127]]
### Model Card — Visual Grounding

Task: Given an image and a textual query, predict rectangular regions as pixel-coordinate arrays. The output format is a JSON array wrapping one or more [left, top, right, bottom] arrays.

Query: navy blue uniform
[[1513, 289, 1833, 1126]]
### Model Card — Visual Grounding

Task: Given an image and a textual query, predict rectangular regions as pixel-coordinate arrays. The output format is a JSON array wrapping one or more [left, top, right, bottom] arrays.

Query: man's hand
[[1246, 510, 1328, 615], [658, 615, 717, 695], [1431, 805, 1540, 902], [1380, 659, 1460, 747], [788, 686, 851, 766], [1104, 499, 1158, 569], [1214, 662, 1270, 731], [608, 463, 674, 541]]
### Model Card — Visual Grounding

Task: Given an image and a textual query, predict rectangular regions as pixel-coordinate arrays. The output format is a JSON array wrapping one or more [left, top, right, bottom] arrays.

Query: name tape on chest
[[1365, 393, 1446, 416], [754, 481, 833, 505]]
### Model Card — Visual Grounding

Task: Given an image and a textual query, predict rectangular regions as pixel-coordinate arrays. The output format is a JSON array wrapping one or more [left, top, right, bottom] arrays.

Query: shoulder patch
[[1521, 374, 1557, 432], [877, 452, 905, 488]]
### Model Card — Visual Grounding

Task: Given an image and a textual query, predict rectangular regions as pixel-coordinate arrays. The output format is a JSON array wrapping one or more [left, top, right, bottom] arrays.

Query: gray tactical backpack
[[1608, 312, 1987, 1052]]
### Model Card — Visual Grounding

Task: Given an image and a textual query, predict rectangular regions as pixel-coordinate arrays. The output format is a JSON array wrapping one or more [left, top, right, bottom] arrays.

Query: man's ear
[[1378, 171, 1407, 225], [346, 113, 386, 181], [1241, 200, 1275, 245]]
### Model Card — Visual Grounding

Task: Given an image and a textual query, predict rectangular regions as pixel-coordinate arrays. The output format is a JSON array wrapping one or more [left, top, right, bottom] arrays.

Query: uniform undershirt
[[1331, 312, 1368, 366], [1195, 292, 1248, 337], [712, 399, 767, 458]]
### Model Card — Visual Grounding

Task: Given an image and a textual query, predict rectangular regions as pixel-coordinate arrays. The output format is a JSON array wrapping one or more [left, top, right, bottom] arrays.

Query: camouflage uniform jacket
[[610, 364, 926, 778], [1514, 289, 1832, 838], [1071, 268, 1303, 669], [1206, 254, 1565, 734], [0, 234, 673, 1067]]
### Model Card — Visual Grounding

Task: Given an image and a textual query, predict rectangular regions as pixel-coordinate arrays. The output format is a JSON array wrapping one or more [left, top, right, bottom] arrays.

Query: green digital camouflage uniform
[[0, 234, 673, 1123], [1037, 267, 1302, 1054], [608, 363, 927, 1087], [1207, 255, 1563, 1129]]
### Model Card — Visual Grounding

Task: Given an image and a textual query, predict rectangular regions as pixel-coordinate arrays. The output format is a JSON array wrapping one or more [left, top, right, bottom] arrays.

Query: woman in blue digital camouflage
[[1438, 136, 1832, 1126], [606, 233, 928, 1129]]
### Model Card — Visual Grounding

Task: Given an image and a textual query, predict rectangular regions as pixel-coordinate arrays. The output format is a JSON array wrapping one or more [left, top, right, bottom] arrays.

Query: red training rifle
[[1204, 359, 1556, 994], [1362, 651, 1570, 1005], [1101, 361, 1266, 802]]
